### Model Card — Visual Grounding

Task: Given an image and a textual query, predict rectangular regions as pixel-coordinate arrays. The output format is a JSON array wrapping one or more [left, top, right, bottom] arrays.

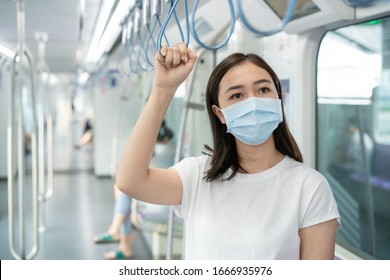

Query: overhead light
[[79, 0, 86, 17], [78, 0, 87, 41], [86, 0, 115, 62], [86, 0, 135, 63], [0, 42, 15, 59]]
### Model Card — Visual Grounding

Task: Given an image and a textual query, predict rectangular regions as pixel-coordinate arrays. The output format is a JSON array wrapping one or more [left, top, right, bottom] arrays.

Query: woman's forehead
[[219, 61, 273, 89]]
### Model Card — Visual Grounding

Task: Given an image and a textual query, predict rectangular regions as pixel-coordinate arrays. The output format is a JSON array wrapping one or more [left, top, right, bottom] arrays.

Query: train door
[[317, 16, 390, 260]]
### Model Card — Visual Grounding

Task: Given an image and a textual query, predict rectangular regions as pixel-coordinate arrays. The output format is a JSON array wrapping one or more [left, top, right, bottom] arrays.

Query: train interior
[[0, 0, 390, 260]]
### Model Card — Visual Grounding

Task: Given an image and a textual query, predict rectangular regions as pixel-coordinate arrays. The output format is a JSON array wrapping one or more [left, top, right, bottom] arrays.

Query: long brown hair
[[204, 53, 303, 182]]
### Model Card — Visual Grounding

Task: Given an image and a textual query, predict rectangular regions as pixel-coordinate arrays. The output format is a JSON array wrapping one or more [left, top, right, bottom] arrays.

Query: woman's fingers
[[177, 41, 188, 62], [186, 47, 197, 66], [162, 45, 171, 66], [187, 46, 197, 61], [156, 43, 168, 65], [164, 47, 180, 67], [156, 42, 194, 68], [153, 42, 197, 90], [173, 47, 182, 65]]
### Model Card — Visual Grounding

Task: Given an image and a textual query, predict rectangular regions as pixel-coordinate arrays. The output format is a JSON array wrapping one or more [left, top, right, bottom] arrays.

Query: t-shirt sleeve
[[300, 171, 341, 229], [170, 156, 201, 219]]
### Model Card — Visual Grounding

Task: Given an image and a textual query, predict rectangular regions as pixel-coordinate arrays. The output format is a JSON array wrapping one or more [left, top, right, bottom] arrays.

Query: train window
[[317, 17, 390, 259]]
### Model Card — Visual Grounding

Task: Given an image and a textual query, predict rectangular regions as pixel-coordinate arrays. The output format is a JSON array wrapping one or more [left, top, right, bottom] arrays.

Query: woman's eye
[[230, 93, 242, 99], [257, 87, 270, 94]]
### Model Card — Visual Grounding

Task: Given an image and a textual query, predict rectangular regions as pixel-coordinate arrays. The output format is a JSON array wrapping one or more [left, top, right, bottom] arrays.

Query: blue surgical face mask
[[220, 97, 283, 145]]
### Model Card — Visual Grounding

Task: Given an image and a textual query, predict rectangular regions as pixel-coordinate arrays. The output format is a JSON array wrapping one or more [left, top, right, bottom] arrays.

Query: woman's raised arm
[[115, 42, 197, 205]]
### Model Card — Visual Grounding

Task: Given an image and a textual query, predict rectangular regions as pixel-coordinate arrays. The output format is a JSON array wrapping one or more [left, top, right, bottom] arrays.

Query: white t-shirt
[[172, 155, 340, 260]]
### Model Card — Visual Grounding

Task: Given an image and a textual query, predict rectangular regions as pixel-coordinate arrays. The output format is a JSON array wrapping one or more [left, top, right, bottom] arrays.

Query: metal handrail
[[0, 57, 8, 69], [166, 48, 206, 260], [35, 32, 54, 232], [356, 107, 376, 255], [7, 0, 39, 260], [110, 92, 128, 179]]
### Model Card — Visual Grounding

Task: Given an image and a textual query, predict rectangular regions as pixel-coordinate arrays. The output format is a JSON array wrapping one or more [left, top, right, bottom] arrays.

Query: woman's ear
[[212, 105, 226, 124]]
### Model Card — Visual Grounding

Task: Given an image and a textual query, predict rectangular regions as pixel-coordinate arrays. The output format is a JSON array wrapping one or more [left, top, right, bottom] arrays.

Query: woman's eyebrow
[[225, 84, 244, 94], [224, 79, 273, 94], [253, 79, 272, 86]]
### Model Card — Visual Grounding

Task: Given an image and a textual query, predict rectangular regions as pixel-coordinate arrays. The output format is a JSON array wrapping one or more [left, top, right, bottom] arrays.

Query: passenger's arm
[[116, 42, 197, 205], [299, 219, 338, 260]]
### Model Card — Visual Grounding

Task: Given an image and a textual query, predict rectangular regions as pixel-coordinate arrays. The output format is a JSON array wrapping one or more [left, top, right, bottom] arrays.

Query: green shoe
[[94, 232, 119, 244], [105, 250, 133, 260]]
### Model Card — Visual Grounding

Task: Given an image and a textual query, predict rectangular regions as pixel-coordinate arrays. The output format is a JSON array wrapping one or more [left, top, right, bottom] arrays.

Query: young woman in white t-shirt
[[116, 42, 340, 260]]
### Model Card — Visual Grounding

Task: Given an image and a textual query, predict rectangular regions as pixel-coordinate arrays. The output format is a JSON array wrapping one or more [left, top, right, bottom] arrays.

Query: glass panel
[[317, 18, 390, 259]]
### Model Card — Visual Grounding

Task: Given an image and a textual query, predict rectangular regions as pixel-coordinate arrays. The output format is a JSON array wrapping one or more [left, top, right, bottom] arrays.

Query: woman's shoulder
[[173, 154, 211, 171], [171, 155, 211, 190], [284, 156, 328, 186], [184, 154, 211, 166]]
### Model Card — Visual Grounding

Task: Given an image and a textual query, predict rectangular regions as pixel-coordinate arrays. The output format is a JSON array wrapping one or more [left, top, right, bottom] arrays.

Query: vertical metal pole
[[38, 104, 45, 231], [35, 32, 53, 232], [212, 49, 217, 69], [166, 49, 204, 260], [7, 0, 39, 260], [357, 108, 376, 255], [16, 0, 26, 260], [110, 93, 122, 178], [8, 52, 20, 260], [46, 115, 53, 199], [27, 62, 39, 257]]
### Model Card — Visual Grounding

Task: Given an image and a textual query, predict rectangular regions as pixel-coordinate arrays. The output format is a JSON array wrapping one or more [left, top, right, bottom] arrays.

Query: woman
[[116, 42, 340, 259]]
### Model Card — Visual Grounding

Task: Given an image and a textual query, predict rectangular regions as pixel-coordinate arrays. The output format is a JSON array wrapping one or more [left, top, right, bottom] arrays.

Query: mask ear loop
[[212, 105, 226, 125]]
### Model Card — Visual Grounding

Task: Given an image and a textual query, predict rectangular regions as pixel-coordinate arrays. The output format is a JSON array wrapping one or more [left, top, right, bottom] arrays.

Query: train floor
[[0, 117, 152, 260]]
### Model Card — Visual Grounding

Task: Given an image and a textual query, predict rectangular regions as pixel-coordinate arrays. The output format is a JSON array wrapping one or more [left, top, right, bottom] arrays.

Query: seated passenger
[[75, 118, 93, 149], [340, 117, 373, 173], [93, 185, 135, 260], [93, 120, 174, 260], [157, 120, 174, 144]]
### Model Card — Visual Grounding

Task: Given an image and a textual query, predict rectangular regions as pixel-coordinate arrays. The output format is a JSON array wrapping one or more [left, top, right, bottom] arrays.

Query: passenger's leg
[[94, 186, 128, 243], [104, 192, 135, 259]]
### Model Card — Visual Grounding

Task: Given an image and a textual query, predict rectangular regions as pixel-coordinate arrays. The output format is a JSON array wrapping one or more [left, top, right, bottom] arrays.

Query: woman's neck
[[236, 136, 285, 173]]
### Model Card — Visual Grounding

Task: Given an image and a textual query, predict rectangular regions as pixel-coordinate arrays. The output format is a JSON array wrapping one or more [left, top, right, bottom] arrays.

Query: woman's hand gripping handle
[[154, 42, 197, 93]]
